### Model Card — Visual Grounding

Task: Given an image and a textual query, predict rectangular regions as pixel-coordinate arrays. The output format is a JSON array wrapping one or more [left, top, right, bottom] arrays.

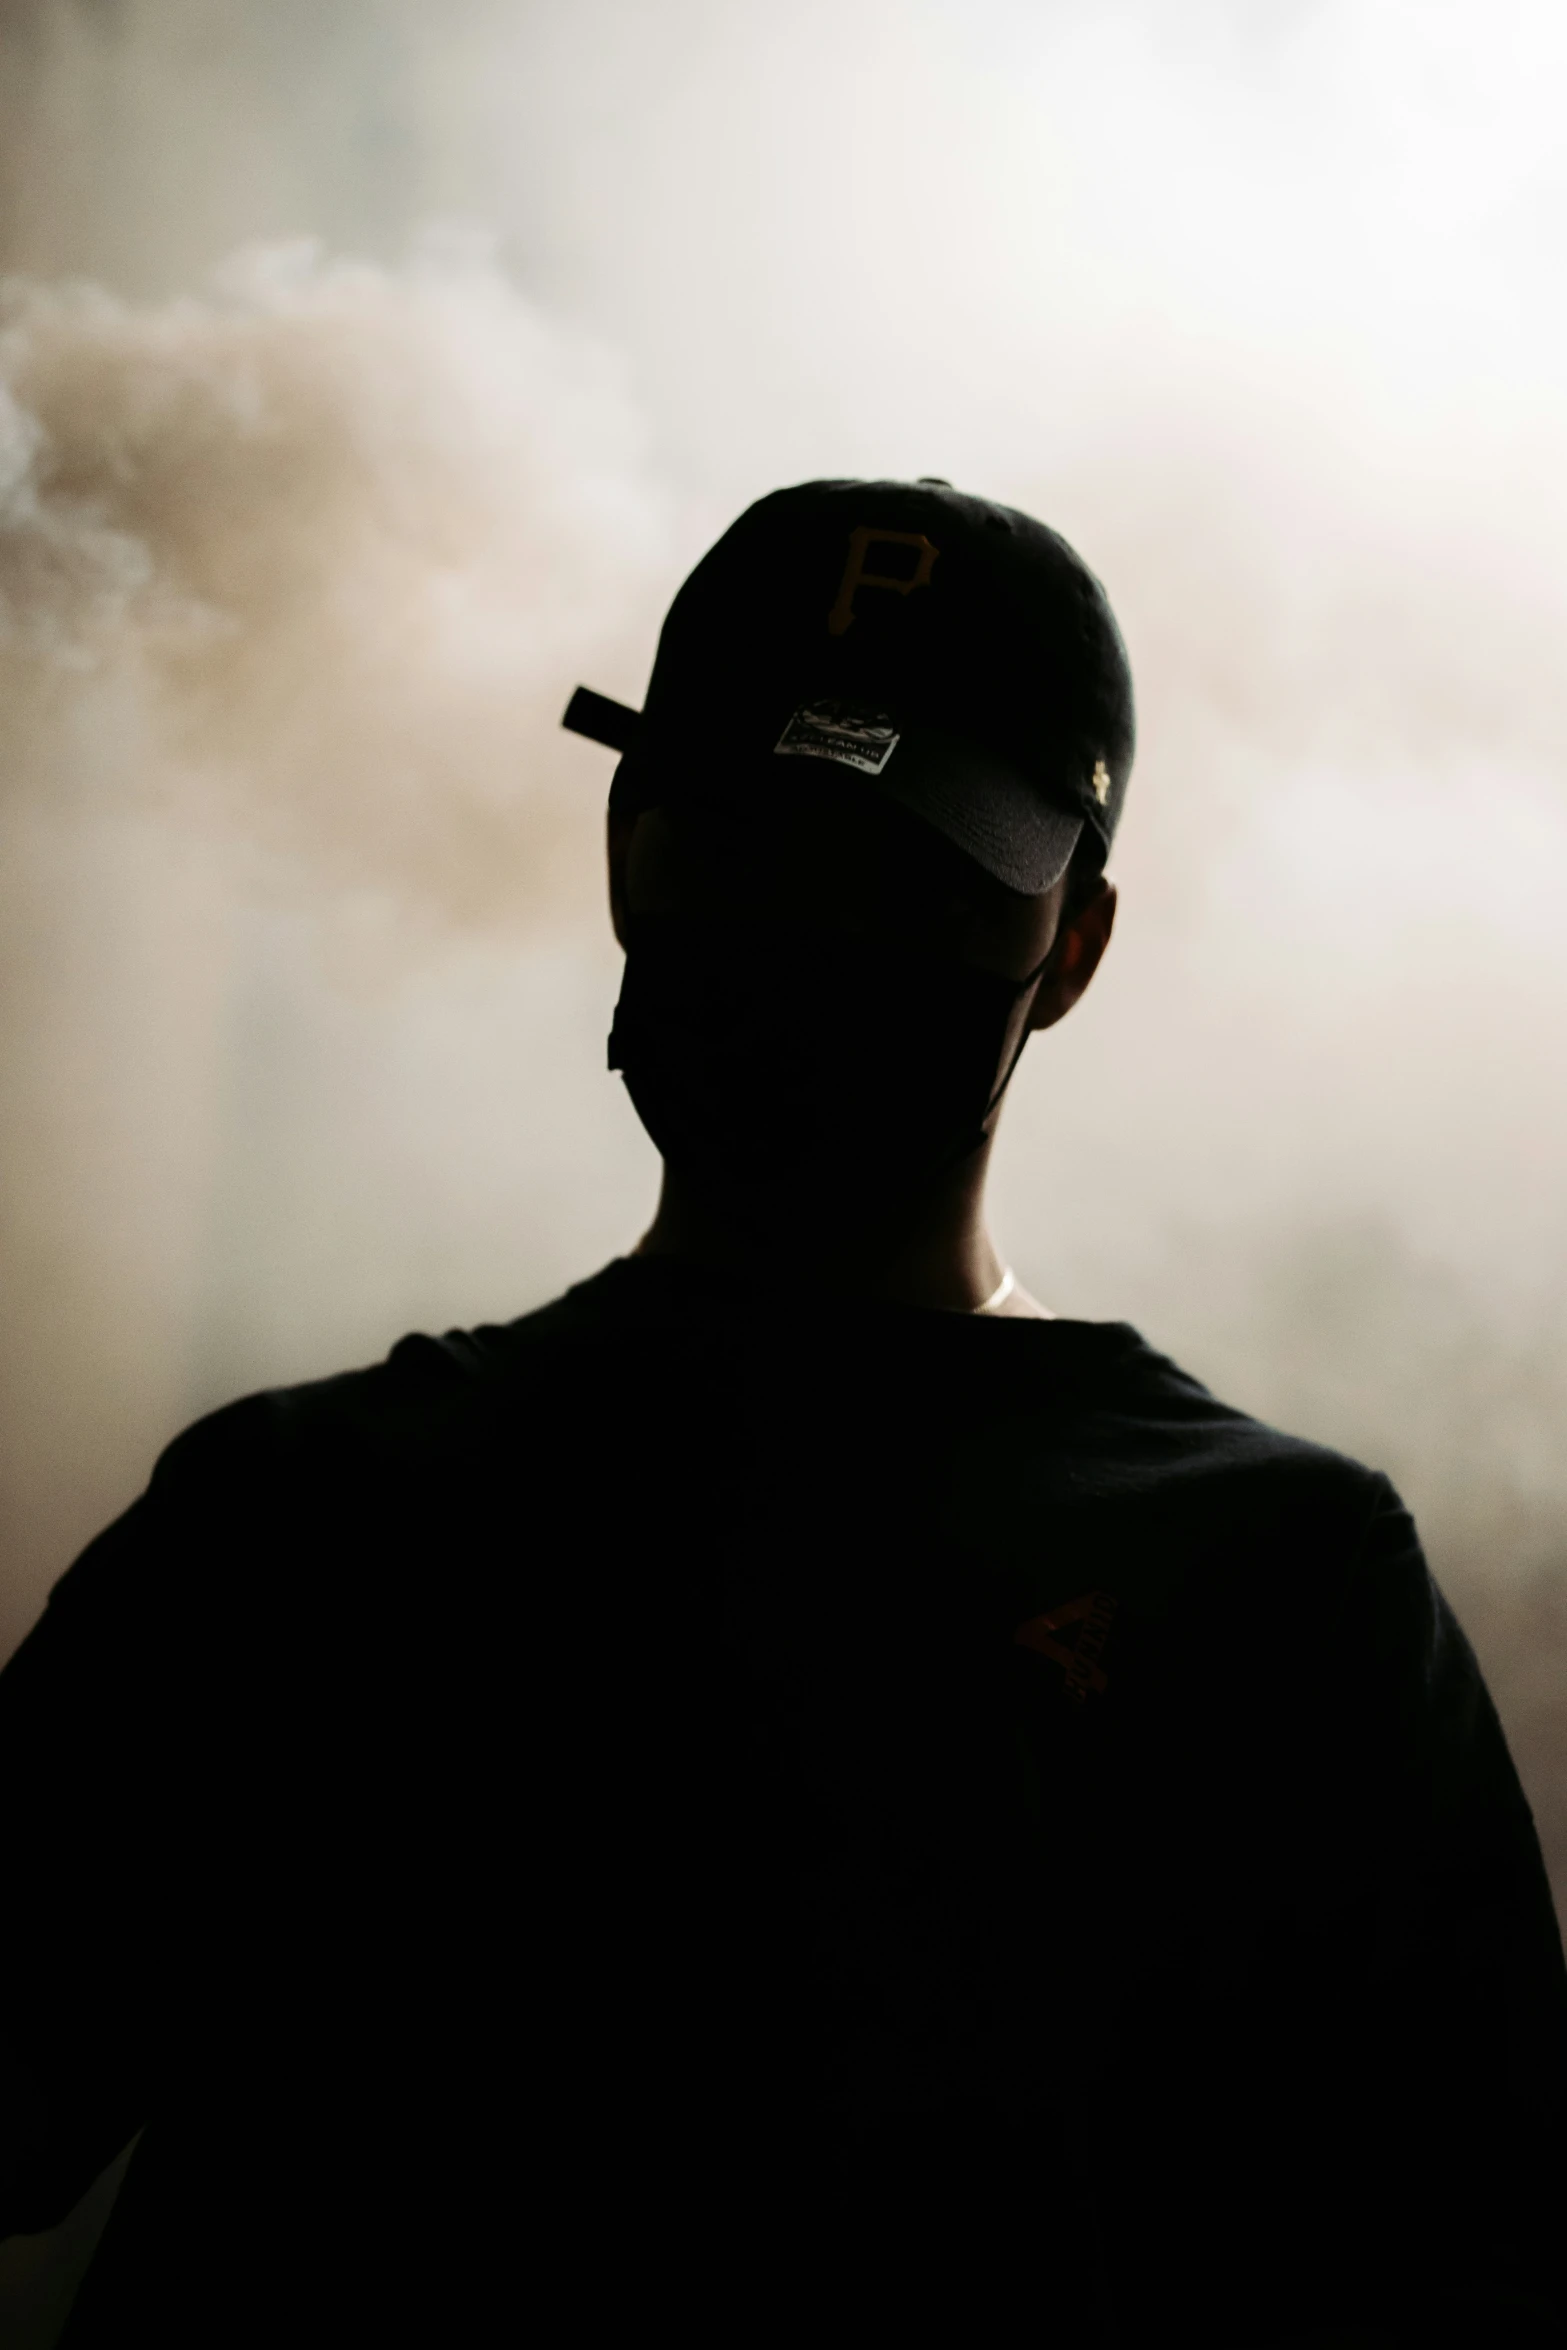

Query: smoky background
[[2, 0, 1566, 1960]]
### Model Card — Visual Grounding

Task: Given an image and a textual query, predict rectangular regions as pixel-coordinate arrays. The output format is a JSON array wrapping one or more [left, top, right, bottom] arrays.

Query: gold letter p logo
[[827, 525, 939, 636]]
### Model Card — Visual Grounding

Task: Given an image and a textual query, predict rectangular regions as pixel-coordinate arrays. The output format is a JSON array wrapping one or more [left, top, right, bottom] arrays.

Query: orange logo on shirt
[[1014, 1590, 1118, 1702]]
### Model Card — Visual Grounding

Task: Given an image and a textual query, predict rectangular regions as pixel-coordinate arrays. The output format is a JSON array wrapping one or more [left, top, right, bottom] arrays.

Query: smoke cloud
[[0, 0, 1564, 1943], [0, 230, 665, 915]]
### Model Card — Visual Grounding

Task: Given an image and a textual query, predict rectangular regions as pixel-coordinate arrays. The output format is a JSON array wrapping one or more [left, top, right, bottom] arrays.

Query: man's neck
[[633, 1149, 1029, 1315]]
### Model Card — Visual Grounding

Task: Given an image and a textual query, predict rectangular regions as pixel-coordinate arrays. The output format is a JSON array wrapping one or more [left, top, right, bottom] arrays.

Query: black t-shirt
[[3, 1257, 1564, 2347]]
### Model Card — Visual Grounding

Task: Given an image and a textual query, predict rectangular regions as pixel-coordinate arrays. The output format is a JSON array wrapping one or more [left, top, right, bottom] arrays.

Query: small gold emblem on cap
[[827, 525, 939, 636], [1091, 759, 1111, 806]]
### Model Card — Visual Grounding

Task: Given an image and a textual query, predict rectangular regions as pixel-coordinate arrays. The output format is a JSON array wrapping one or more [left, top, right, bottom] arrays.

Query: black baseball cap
[[562, 477, 1135, 895]]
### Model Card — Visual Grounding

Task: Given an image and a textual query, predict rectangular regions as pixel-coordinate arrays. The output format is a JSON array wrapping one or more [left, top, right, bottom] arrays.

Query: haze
[[2, 0, 1565, 1916]]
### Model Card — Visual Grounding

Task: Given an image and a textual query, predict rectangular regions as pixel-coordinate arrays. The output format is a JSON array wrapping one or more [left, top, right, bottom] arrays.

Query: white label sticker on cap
[[774, 699, 901, 776]]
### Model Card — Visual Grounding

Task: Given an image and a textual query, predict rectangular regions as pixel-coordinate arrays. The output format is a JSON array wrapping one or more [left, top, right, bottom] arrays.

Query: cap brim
[[623, 707, 1085, 897], [867, 727, 1083, 895]]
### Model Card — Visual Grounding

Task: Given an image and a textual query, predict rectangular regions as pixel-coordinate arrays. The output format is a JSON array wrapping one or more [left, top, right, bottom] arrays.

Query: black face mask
[[608, 915, 1047, 1198]]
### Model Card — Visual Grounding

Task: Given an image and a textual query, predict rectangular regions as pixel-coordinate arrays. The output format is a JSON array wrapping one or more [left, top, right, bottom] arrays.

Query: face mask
[[608, 915, 1047, 1198]]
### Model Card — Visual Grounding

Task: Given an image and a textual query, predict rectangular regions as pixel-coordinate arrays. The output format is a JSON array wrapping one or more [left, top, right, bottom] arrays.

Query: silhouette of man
[[2, 479, 1564, 2347]]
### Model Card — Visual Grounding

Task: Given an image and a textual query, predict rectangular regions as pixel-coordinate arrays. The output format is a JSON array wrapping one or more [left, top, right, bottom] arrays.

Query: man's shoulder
[[961, 1314, 1380, 1471], [153, 1260, 641, 1481], [1076, 1325, 1386, 1493], [945, 1321, 1397, 1605]]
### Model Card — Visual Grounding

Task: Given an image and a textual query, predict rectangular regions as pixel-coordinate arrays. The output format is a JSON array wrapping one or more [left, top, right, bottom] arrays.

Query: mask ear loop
[[940, 946, 1060, 1168], [970, 944, 1058, 1142]]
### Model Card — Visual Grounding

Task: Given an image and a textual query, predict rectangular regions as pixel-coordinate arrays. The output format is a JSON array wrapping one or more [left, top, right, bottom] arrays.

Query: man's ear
[[1027, 877, 1117, 1032], [607, 809, 635, 949]]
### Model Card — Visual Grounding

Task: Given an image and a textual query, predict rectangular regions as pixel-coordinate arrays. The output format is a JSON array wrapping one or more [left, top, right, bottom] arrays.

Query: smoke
[[0, 230, 665, 917], [0, 0, 1565, 1927]]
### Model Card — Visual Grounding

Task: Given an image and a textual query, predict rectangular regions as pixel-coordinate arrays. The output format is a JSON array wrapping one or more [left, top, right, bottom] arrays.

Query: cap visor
[[634, 712, 1084, 896], [870, 732, 1083, 894]]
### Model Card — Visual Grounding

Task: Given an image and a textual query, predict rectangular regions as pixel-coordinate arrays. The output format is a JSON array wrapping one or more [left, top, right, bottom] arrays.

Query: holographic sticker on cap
[[774, 699, 901, 777]]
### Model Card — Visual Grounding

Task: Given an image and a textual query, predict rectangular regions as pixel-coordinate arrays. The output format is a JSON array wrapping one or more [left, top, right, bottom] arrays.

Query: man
[[2, 478, 1563, 2346]]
